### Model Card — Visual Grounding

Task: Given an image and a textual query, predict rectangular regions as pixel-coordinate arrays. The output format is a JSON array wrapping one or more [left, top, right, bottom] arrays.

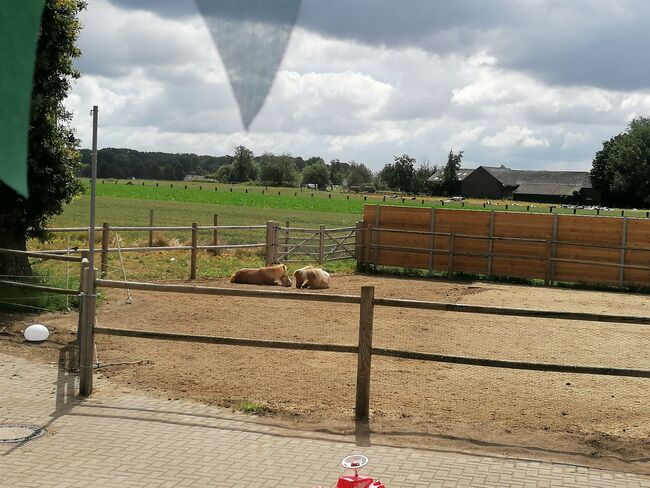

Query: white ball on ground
[[24, 324, 49, 342]]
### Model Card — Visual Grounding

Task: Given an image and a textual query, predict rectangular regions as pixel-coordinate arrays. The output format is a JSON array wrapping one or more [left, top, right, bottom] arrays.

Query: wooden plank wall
[[362, 205, 650, 288]]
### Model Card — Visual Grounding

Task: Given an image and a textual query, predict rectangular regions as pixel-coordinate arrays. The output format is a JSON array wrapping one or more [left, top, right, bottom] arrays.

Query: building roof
[[512, 183, 583, 196], [482, 167, 592, 188], [427, 167, 501, 183], [428, 165, 593, 190]]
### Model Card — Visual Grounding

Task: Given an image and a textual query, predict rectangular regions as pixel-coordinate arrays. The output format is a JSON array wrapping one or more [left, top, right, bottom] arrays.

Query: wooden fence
[[359, 205, 650, 288], [1, 249, 649, 420], [44, 222, 266, 280], [42, 218, 357, 275], [90, 278, 650, 419]]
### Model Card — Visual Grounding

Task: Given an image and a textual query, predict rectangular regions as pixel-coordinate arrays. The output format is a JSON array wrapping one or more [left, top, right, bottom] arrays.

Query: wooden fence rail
[[0, 248, 82, 263], [0, 248, 83, 297], [87, 277, 650, 417]]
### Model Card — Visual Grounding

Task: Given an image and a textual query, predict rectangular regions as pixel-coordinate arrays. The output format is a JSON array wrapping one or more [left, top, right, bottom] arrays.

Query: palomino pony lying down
[[230, 264, 292, 287], [293, 266, 330, 289]]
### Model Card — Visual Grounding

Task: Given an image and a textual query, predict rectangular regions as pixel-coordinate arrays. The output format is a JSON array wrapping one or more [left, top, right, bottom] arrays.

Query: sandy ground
[[1, 273, 649, 473]]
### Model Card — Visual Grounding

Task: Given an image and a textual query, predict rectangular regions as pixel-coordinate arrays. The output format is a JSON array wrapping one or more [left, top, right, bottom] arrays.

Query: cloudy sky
[[66, 0, 650, 172]]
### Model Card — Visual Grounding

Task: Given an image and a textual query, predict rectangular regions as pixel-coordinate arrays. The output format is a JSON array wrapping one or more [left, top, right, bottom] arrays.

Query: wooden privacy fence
[[360, 205, 650, 288]]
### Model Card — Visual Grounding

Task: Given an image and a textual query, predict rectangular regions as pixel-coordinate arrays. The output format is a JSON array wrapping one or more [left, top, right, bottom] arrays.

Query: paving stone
[[1, 352, 649, 488]]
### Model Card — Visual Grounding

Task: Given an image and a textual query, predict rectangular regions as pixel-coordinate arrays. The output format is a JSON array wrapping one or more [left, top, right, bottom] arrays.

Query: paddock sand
[[2, 274, 649, 474]]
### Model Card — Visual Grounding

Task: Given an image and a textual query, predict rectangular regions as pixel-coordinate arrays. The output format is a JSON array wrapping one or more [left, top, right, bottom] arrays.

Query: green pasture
[[86, 178, 650, 218]]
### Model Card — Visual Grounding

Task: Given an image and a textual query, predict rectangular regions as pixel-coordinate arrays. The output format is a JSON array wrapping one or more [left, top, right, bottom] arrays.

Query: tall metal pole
[[89, 106, 98, 269]]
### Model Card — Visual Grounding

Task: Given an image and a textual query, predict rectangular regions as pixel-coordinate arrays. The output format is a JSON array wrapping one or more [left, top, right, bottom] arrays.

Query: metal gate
[[272, 224, 357, 264]]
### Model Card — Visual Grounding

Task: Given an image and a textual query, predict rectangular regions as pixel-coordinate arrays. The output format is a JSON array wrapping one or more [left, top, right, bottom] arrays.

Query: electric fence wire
[[65, 236, 71, 311], [0, 300, 53, 312], [115, 234, 133, 304]]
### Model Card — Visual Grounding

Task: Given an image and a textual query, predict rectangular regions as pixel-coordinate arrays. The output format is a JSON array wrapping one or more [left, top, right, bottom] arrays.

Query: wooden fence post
[[190, 222, 198, 279], [76, 253, 89, 358], [373, 206, 382, 267], [100, 223, 110, 278], [550, 214, 558, 282], [447, 232, 455, 278], [265, 221, 273, 265], [285, 220, 290, 255], [428, 208, 435, 274], [355, 285, 375, 421], [355, 221, 364, 267], [79, 264, 96, 396], [273, 222, 280, 263], [319, 224, 325, 264], [265, 221, 279, 264], [148, 209, 154, 247], [544, 236, 552, 286], [487, 211, 495, 277], [620, 217, 628, 287], [212, 214, 218, 256]]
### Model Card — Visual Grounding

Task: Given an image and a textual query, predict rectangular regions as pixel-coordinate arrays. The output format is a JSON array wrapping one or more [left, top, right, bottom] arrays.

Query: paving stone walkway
[[1, 352, 649, 487]]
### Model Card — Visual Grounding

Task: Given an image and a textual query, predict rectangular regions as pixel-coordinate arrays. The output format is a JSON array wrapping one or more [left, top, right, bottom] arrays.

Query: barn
[[428, 165, 601, 204]]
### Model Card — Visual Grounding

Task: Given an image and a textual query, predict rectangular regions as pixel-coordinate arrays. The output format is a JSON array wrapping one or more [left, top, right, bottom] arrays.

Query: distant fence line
[[359, 205, 650, 289], [96, 178, 650, 218]]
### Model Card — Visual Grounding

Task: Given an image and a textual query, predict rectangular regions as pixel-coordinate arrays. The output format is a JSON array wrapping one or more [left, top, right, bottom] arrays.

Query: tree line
[[78, 146, 467, 194], [590, 117, 650, 208]]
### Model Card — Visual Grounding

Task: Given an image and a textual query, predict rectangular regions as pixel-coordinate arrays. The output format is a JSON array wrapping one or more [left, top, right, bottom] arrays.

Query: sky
[[65, 0, 650, 172]]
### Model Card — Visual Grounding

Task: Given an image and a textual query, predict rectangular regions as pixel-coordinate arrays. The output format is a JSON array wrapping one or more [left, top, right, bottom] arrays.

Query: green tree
[[304, 156, 325, 167], [230, 145, 257, 182], [379, 154, 416, 192], [328, 158, 348, 186], [346, 161, 373, 189], [590, 117, 650, 207], [214, 164, 232, 183], [0, 0, 86, 277], [301, 162, 330, 190], [441, 149, 463, 196], [412, 162, 437, 195], [377, 164, 395, 190], [258, 153, 299, 186]]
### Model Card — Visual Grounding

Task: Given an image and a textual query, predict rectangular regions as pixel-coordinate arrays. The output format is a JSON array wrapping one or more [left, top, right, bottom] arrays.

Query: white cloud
[[442, 126, 485, 151], [481, 126, 549, 148], [64, 0, 650, 172], [562, 131, 591, 149]]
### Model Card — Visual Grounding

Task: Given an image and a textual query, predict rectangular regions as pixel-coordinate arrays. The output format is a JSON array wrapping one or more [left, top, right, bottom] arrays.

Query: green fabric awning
[[0, 0, 45, 197]]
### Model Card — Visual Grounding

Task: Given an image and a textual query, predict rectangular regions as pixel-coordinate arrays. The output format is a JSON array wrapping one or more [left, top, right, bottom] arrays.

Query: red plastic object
[[314, 455, 385, 488], [335, 473, 385, 488]]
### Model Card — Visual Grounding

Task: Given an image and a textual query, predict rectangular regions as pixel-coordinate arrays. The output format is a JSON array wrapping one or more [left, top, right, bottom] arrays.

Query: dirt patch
[[2, 274, 649, 473]]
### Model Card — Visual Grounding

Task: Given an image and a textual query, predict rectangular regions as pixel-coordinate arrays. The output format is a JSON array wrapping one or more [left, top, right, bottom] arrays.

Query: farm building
[[428, 165, 601, 204]]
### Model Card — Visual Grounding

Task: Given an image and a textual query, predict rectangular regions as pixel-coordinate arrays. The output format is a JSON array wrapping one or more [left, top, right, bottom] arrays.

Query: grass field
[[87, 178, 650, 218]]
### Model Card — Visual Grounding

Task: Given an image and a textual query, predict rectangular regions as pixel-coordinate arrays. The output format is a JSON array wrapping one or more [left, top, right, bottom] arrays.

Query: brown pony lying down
[[293, 266, 330, 289], [230, 264, 292, 287]]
